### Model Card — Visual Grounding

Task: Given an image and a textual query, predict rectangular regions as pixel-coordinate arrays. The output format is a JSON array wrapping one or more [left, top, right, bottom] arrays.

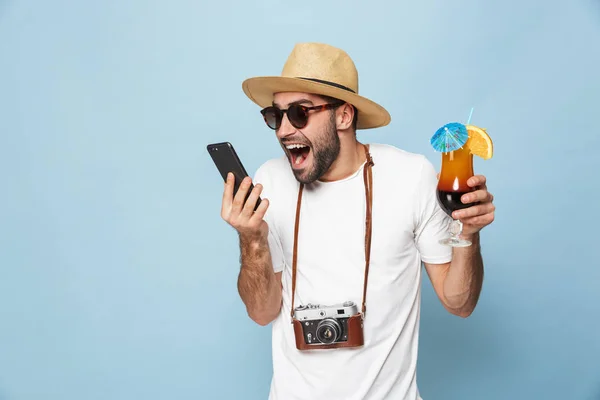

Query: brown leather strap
[[290, 183, 304, 321], [362, 145, 374, 316], [290, 144, 374, 320]]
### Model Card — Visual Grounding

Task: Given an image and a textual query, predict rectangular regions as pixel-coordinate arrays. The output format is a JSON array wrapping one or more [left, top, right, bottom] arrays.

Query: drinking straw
[[466, 107, 474, 125]]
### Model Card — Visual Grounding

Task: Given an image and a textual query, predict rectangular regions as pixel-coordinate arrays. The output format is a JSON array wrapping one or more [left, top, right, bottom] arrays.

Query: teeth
[[286, 144, 308, 150]]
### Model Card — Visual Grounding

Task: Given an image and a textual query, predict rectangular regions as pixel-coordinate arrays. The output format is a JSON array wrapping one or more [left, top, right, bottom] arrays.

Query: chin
[[292, 166, 318, 185]]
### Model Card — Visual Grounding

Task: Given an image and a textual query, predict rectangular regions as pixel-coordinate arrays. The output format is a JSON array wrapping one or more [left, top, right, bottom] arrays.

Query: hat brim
[[242, 76, 391, 130]]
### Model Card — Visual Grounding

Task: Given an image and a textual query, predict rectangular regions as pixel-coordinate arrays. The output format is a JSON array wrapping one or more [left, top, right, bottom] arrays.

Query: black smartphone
[[207, 141, 262, 211]]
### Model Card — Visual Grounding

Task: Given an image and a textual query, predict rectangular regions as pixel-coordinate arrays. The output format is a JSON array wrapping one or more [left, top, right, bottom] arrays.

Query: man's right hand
[[221, 172, 269, 239], [221, 172, 281, 326]]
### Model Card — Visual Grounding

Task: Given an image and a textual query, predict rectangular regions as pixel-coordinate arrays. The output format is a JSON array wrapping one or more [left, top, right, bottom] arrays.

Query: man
[[220, 42, 495, 400]]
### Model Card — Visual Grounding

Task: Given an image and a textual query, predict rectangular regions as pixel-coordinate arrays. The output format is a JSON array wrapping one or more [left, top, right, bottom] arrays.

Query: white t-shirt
[[252, 143, 453, 400]]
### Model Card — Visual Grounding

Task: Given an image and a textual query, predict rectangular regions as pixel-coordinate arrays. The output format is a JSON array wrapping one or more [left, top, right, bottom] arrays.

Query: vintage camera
[[292, 301, 364, 350]]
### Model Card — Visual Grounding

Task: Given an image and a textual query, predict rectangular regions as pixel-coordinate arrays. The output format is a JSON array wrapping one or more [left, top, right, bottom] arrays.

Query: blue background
[[1, 0, 599, 399]]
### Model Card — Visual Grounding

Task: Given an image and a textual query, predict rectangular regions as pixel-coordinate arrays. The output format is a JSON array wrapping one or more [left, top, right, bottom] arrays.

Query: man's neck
[[319, 140, 367, 182]]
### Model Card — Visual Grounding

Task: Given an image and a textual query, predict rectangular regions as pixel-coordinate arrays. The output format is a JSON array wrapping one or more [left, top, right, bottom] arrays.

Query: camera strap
[[290, 143, 374, 321]]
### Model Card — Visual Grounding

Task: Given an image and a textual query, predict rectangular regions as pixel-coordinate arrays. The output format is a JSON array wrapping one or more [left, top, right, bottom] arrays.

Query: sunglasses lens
[[288, 105, 308, 128], [262, 107, 280, 130]]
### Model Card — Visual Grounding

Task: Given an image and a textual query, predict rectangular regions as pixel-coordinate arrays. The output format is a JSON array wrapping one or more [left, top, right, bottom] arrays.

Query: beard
[[284, 115, 340, 184]]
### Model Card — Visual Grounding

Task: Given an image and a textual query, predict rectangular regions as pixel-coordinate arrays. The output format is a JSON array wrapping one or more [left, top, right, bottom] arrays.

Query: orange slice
[[465, 125, 493, 159]]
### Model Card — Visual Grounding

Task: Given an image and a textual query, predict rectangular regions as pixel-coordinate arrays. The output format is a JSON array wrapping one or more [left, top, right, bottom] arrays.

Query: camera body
[[292, 301, 364, 350]]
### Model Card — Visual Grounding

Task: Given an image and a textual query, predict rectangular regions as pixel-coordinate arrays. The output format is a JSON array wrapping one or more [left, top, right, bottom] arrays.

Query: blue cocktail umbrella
[[430, 122, 469, 153]]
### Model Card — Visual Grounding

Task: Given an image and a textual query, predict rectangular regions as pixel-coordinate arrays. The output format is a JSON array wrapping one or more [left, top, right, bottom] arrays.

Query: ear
[[336, 103, 355, 131]]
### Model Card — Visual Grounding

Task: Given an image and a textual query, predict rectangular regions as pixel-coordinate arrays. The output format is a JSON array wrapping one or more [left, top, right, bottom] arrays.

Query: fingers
[[453, 202, 495, 220], [460, 188, 493, 205], [455, 174, 495, 233], [467, 175, 487, 189], [232, 176, 253, 214], [221, 172, 235, 219], [250, 198, 269, 223], [460, 211, 495, 227], [241, 182, 264, 218], [221, 174, 270, 234]]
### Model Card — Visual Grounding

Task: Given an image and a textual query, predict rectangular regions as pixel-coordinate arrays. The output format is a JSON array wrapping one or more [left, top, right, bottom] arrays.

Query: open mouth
[[286, 144, 311, 168]]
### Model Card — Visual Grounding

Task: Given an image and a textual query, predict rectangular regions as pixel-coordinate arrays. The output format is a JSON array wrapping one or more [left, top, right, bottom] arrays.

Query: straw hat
[[242, 42, 391, 130]]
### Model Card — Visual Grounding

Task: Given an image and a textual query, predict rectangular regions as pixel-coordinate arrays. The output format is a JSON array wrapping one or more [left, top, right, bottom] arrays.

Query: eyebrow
[[272, 98, 314, 108]]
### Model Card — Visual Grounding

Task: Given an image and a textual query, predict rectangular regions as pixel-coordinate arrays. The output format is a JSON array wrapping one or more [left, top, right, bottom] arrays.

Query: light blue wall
[[1, 1, 599, 399]]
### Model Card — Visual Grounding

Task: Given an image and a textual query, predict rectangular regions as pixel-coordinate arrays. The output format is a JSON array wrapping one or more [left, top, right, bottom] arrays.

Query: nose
[[276, 111, 297, 139]]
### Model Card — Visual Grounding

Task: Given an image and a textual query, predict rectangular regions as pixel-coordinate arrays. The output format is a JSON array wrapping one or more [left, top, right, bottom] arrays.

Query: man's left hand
[[451, 175, 495, 237]]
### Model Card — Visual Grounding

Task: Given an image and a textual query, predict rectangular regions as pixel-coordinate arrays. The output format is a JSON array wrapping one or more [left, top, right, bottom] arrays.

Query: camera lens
[[316, 318, 342, 344]]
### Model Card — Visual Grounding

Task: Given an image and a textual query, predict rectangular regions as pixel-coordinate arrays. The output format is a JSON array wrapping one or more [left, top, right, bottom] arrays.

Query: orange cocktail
[[436, 124, 493, 247], [436, 147, 477, 217]]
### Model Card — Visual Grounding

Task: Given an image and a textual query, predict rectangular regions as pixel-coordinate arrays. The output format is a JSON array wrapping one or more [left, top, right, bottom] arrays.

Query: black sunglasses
[[260, 102, 345, 130]]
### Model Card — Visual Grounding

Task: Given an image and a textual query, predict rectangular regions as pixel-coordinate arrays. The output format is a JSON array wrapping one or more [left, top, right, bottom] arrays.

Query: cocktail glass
[[436, 146, 477, 247]]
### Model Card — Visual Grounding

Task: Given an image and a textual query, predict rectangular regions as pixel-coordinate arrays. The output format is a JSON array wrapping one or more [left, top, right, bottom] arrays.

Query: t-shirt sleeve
[[414, 156, 453, 264], [253, 163, 285, 274]]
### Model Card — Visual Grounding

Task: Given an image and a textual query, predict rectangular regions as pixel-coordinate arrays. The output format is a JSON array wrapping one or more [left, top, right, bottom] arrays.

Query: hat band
[[297, 77, 356, 93]]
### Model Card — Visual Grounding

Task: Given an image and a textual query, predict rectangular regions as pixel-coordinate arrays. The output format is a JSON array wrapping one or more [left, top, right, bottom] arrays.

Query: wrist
[[239, 231, 267, 249], [459, 231, 480, 244]]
